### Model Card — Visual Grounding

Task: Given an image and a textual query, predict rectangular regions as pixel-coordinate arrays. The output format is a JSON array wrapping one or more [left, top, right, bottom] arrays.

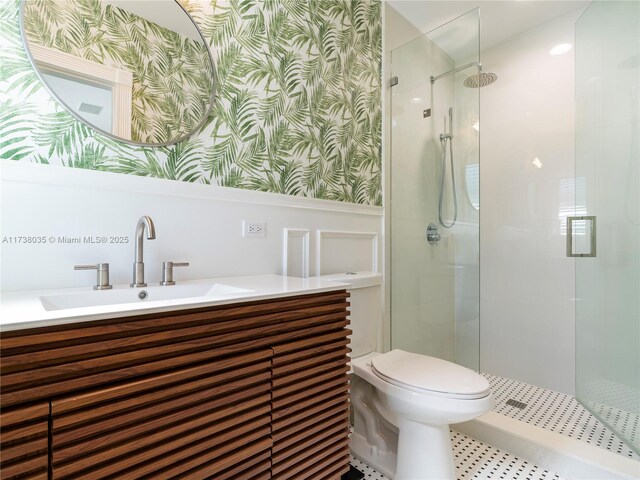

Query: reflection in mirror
[[42, 71, 114, 134], [21, 0, 215, 146]]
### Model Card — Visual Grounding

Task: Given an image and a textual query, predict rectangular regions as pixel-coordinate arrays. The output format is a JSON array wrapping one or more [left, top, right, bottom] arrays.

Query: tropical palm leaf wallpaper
[[0, 0, 382, 206], [23, 0, 214, 144]]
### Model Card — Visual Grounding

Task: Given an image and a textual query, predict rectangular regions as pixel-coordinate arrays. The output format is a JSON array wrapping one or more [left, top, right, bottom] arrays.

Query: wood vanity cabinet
[[0, 290, 351, 480], [0, 403, 49, 479]]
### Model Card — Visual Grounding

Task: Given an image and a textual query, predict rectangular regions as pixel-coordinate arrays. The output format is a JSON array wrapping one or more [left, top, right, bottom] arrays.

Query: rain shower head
[[431, 62, 497, 88], [464, 72, 498, 88]]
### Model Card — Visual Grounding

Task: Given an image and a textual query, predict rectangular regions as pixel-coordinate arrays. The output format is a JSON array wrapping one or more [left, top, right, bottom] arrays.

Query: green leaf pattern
[[0, 0, 382, 206]]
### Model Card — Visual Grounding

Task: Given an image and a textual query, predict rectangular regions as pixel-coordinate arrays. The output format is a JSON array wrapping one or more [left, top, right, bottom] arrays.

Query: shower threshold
[[454, 373, 640, 480]]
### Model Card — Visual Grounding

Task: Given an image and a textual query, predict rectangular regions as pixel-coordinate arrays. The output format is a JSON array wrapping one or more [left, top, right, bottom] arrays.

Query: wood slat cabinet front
[[0, 290, 351, 480], [50, 350, 273, 479], [0, 403, 49, 480], [271, 334, 352, 480]]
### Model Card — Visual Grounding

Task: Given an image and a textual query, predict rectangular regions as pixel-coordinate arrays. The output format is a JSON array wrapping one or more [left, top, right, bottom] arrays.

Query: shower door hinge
[[390, 76, 398, 87]]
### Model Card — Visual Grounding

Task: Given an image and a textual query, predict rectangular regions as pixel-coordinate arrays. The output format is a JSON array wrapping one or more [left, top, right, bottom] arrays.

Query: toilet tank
[[321, 272, 382, 358]]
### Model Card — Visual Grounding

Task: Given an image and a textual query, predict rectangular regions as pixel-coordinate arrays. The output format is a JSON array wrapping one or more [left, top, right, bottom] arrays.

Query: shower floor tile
[[349, 430, 564, 480], [483, 373, 639, 460]]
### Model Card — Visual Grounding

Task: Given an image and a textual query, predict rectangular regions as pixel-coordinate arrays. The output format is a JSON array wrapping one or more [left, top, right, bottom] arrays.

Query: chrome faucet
[[131, 215, 156, 287]]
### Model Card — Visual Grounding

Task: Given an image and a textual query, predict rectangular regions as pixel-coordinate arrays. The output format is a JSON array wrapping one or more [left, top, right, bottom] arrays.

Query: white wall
[[480, 11, 581, 395], [0, 162, 383, 293]]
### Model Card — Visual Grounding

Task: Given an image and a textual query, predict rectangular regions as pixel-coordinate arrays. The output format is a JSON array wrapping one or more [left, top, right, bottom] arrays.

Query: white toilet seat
[[370, 349, 491, 400]]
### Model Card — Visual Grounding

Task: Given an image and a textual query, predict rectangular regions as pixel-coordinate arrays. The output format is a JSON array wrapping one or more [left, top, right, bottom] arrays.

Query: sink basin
[[39, 283, 254, 311]]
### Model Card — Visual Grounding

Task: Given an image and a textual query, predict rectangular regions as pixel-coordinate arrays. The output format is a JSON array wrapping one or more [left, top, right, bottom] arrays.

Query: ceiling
[[387, 0, 590, 52]]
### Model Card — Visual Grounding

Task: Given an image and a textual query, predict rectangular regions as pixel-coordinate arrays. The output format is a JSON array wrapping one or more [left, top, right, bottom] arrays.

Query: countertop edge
[[1, 275, 354, 332]]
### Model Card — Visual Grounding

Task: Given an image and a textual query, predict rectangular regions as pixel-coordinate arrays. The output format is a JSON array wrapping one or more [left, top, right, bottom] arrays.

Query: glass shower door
[[574, 1, 640, 454], [390, 10, 480, 371]]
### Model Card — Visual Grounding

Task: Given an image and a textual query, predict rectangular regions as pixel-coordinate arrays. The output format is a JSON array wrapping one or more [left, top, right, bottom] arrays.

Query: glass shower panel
[[390, 10, 480, 371], [575, 1, 640, 454]]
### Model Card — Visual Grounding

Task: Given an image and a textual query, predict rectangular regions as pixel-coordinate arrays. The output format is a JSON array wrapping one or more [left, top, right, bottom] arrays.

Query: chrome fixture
[[74, 263, 112, 290], [430, 62, 497, 88], [131, 215, 156, 288], [440, 106, 453, 142], [160, 261, 190, 286], [464, 72, 498, 88], [431, 62, 481, 84], [439, 107, 458, 228], [506, 399, 528, 410], [430, 62, 496, 229], [426, 223, 441, 245]]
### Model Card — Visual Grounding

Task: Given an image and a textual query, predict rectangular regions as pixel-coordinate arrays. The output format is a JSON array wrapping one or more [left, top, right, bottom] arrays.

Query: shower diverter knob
[[426, 223, 441, 245]]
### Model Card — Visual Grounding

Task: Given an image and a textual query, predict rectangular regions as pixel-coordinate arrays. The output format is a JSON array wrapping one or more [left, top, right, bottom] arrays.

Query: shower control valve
[[426, 223, 441, 245]]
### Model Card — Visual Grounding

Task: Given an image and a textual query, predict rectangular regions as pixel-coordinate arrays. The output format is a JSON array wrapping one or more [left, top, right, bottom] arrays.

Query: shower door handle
[[566, 216, 596, 257]]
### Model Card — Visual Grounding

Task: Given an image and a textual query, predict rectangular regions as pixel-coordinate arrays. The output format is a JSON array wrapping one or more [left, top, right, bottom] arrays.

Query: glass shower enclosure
[[389, 0, 639, 456], [390, 10, 480, 371], [574, 0, 640, 455]]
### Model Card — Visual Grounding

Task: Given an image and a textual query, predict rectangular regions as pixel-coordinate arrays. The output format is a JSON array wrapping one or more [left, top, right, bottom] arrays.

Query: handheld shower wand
[[439, 107, 458, 228], [440, 107, 453, 141]]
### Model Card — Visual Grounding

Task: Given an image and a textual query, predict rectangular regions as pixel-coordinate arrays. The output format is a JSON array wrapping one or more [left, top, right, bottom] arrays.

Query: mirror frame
[[19, 0, 216, 148]]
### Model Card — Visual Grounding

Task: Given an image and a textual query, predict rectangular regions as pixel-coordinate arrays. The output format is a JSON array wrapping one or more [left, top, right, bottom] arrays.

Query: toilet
[[323, 272, 493, 480]]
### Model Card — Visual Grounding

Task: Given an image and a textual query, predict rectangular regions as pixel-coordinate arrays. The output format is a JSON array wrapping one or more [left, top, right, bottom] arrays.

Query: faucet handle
[[160, 261, 189, 286], [74, 263, 112, 290]]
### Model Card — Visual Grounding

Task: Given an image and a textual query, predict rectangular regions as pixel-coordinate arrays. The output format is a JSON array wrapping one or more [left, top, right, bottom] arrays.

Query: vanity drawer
[[50, 349, 272, 480], [0, 402, 49, 480]]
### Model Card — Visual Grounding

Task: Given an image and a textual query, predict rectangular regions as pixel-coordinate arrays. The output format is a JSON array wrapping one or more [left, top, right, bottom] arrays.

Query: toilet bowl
[[351, 350, 493, 479], [321, 272, 493, 479]]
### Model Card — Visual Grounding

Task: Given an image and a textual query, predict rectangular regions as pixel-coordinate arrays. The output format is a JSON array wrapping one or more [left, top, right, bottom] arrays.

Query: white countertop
[[0, 274, 351, 332]]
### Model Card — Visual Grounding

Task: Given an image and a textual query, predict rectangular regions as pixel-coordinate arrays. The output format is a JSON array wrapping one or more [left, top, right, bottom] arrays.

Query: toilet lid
[[371, 350, 491, 399]]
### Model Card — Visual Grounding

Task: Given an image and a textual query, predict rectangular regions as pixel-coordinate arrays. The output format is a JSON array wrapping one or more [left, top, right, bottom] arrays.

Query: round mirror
[[20, 0, 215, 146]]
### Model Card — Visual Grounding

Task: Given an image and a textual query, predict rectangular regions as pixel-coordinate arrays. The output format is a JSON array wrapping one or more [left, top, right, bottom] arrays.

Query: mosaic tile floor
[[349, 430, 564, 480], [483, 373, 639, 460]]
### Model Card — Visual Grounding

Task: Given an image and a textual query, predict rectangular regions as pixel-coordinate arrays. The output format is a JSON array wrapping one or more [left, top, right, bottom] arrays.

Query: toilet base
[[351, 422, 456, 480], [350, 430, 396, 479], [395, 420, 455, 480]]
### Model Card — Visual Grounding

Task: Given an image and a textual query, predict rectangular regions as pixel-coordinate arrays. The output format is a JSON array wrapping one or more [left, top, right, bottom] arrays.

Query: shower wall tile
[[480, 11, 583, 395]]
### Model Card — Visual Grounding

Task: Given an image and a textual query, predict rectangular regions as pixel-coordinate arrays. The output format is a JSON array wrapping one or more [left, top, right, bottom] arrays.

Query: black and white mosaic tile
[[349, 430, 564, 480], [349, 455, 389, 480], [483, 373, 639, 460]]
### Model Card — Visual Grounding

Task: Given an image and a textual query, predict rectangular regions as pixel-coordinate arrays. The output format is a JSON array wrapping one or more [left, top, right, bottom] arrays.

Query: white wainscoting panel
[[283, 228, 310, 278], [0, 162, 382, 291], [316, 230, 379, 276]]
